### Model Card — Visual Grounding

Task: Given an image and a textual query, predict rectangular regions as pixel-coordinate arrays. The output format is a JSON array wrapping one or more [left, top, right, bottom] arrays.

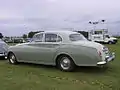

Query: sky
[[0, 0, 120, 36]]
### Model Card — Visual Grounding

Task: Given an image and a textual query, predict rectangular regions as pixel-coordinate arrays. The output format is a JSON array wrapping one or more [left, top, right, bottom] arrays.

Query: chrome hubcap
[[10, 54, 15, 63], [60, 57, 71, 70], [109, 42, 112, 44]]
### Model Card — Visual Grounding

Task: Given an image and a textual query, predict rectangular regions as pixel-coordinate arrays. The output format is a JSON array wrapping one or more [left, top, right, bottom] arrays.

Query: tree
[[28, 31, 40, 38], [101, 20, 105, 22], [0, 33, 3, 38], [76, 31, 88, 39], [89, 21, 92, 24], [22, 34, 27, 39], [28, 32, 34, 38]]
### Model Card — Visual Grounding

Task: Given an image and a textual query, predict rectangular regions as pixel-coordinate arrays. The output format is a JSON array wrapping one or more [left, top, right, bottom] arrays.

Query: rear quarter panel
[[56, 44, 101, 66]]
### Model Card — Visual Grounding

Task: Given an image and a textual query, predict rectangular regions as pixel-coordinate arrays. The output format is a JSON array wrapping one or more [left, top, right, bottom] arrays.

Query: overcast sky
[[0, 0, 120, 36]]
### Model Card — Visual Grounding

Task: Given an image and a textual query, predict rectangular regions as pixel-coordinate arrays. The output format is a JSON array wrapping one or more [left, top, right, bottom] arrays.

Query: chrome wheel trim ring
[[9, 54, 15, 64], [60, 57, 71, 70]]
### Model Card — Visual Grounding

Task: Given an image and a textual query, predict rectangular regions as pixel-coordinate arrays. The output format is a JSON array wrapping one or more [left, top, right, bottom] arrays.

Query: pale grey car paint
[[0, 39, 8, 57], [8, 31, 115, 66]]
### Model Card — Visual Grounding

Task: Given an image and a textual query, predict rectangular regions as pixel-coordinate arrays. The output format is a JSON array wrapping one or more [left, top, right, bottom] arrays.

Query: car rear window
[[69, 34, 87, 41]]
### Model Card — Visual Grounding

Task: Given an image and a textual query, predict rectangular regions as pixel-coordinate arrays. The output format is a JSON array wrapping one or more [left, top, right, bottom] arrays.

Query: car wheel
[[57, 55, 76, 72], [8, 53, 18, 64], [108, 41, 113, 44]]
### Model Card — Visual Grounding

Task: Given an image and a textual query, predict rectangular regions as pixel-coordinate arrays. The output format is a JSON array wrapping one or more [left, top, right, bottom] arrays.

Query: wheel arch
[[7, 51, 13, 58], [7, 51, 17, 59], [55, 53, 76, 66]]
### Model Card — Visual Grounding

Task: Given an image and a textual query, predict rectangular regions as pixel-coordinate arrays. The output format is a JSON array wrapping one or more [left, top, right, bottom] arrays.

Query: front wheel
[[8, 53, 18, 65], [57, 55, 76, 72]]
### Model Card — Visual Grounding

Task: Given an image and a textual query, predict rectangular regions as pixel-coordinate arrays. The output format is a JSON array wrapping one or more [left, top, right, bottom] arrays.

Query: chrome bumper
[[97, 52, 115, 65], [0, 53, 5, 56], [0, 53, 7, 59]]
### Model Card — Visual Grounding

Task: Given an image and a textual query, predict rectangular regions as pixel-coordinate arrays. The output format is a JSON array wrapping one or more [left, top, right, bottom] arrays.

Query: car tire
[[108, 41, 113, 44], [57, 55, 76, 72], [8, 53, 18, 65]]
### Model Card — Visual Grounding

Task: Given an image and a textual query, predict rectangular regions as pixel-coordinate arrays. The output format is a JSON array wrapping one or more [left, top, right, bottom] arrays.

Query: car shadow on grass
[[0, 57, 7, 60], [16, 62, 109, 73], [18, 62, 57, 70], [75, 66, 109, 73]]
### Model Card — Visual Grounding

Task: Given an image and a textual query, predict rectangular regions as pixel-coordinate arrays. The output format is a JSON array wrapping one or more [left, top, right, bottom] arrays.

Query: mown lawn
[[0, 39, 120, 90]]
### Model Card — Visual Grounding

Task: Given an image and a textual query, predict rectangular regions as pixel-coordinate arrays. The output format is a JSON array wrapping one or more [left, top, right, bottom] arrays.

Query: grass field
[[0, 39, 120, 90]]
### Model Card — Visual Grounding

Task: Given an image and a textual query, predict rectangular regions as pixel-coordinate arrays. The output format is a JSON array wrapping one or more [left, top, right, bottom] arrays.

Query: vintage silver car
[[7, 31, 115, 71], [0, 39, 8, 59]]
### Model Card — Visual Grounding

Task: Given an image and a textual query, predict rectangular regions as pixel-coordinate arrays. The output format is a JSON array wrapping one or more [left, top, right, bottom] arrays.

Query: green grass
[[0, 39, 120, 90]]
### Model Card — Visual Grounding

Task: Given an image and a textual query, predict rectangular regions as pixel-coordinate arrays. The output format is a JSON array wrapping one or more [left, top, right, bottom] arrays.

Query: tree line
[[1, 31, 120, 39], [0, 31, 90, 39], [22, 31, 44, 39], [0, 33, 3, 39], [26, 31, 89, 39]]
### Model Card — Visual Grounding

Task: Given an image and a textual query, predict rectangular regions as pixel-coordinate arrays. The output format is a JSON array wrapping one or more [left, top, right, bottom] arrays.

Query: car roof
[[37, 30, 78, 35], [34, 30, 79, 43]]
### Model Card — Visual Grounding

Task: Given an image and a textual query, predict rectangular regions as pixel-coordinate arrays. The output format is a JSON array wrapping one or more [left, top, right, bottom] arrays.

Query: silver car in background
[[0, 39, 8, 59]]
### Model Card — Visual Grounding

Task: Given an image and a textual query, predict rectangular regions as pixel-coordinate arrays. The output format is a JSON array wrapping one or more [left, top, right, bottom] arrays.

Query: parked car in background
[[0, 39, 8, 59], [7, 30, 115, 71], [3, 37, 26, 43]]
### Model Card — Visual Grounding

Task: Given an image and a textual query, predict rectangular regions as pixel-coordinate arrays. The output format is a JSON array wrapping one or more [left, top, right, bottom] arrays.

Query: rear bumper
[[97, 52, 115, 65]]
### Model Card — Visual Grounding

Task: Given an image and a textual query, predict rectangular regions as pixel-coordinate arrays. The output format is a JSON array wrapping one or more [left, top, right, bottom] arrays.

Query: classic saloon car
[[7, 31, 115, 71], [0, 39, 8, 59]]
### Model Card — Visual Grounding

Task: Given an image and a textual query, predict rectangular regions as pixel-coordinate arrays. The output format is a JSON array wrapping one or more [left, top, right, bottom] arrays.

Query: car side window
[[33, 34, 43, 42], [45, 34, 57, 42], [45, 34, 62, 42], [57, 36, 62, 42]]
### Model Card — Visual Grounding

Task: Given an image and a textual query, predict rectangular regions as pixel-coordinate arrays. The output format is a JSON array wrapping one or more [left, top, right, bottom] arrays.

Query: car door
[[17, 33, 62, 65], [34, 33, 62, 64], [16, 33, 44, 62]]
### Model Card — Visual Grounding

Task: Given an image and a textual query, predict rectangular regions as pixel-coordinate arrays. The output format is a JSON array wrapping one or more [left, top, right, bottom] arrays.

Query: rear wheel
[[8, 53, 18, 64], [57, 55, 76, 72], [108, 41, 113, 44]]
